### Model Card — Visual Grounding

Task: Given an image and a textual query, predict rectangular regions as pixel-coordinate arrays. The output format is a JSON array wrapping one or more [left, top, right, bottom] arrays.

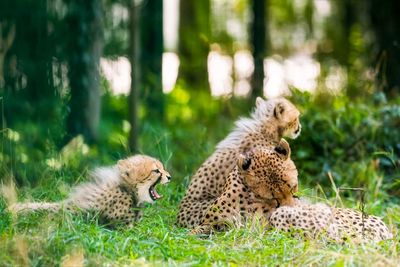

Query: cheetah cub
[[10, 155, 171, 227]]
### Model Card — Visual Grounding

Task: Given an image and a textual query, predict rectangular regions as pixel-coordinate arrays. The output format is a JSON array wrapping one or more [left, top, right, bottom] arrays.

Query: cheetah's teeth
[[149, 186, 162, 200]]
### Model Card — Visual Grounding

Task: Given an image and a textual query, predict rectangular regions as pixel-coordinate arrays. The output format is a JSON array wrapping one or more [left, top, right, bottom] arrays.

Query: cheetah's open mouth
[[149, 176, 162, 201]]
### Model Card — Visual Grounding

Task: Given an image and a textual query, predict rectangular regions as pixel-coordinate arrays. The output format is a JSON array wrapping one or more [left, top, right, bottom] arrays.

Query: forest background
[[0, 0, 399, 266]]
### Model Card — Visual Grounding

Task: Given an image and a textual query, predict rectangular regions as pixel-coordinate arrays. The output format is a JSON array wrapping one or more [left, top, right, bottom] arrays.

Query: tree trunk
[[368, 0, 400, 96], [0, 23, 15, 87], [250, 0, 268, 98], [1, 0, 57, 123], [178, 0, 210, 91], [139, 0, 164, 121], [65, 0, 103, 144], [340, 0, 357, 98], [128, 0, 140, 153]]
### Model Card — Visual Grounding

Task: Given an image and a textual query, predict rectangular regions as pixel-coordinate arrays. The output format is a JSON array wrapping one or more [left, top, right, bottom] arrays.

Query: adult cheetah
[[10, 155, 171, 227], [190, 139, 298, 235], [188, 140, 392, 242], [177, 97, 301, 227]]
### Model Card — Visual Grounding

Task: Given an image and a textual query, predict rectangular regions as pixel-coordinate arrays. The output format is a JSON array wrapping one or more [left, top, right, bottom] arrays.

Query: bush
[[290, 91, 400, 201]]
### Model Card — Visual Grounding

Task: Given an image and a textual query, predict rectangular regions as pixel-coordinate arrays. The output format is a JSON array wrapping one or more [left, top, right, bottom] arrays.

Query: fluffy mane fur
[[216, 98, 281, 150]]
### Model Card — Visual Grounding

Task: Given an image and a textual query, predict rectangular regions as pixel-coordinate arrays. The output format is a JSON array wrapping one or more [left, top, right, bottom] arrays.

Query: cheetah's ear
[[275, 139, 291, 160], [255, 96, 264, 108], [238, 153, 252, 171], [117, 159, 139, 180], [273, 102, 285, 120], [117, 159, 129, 172]]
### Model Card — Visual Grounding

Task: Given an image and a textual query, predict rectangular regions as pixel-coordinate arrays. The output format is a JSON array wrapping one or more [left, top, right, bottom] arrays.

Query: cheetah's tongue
[[150, 187, 162, 200]]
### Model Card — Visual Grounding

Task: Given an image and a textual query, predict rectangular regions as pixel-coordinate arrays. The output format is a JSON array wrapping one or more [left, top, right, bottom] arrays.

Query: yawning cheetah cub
[[10, 155, 171, 227]]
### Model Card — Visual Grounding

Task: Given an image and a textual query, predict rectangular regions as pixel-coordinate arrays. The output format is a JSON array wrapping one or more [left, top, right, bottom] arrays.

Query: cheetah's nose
[[166, 175, 172, 181]]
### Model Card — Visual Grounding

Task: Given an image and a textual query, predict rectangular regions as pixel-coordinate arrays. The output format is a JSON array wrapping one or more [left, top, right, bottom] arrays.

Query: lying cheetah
[[10, 155, 171, 227], [270, 200, 393, 242], [188, 141, 392, 241], [191, 139, 298, 235], [178, 97, 301, 227]]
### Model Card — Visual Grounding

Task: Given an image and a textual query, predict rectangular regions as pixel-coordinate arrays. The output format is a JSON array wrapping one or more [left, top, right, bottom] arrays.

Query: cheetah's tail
[[9, 202, 61, 213]]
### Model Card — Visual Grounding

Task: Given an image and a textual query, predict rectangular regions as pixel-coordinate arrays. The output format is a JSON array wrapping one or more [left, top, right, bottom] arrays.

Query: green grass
[[1, 163, 399, 266], [1, 92, 399, 266]]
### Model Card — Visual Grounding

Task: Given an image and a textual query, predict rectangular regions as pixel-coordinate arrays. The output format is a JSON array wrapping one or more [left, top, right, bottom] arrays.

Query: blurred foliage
[[290, 90, 400, 201], [102, 0, 130, 57], [0, 0, 399, 205], [0, 0, 66, 126]]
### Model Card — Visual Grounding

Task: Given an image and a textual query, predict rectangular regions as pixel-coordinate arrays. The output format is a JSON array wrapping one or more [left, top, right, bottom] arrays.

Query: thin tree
[[178, 0, 210, 90], [139, 0, 164, 120], [250, 0, 268, 98], [335, 0, 357, 97], [65, 0, 103, 144], [128, 0, 163, 151], [0, 23, 15, 87], [128, 0, 140, 152]]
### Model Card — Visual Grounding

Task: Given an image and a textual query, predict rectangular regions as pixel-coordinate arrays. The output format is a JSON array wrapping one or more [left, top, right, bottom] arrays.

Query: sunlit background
[[101, 0, 340, 98]]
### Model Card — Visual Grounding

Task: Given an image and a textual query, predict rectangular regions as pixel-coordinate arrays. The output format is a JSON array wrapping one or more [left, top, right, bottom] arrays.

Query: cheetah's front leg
[[189, 197, 236, 235], [122, 209, 142, 228]]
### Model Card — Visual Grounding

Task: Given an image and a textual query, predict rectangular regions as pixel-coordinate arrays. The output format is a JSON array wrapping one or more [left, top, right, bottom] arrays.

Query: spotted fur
[[10, 155, 171, 227], [177, 97, 301, 227], [270, 200, 393, 242], [190, 139, 298, 235]]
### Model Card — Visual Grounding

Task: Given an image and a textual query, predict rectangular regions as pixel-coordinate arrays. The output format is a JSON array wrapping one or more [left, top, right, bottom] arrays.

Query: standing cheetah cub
[[10, 155, 171, 227]]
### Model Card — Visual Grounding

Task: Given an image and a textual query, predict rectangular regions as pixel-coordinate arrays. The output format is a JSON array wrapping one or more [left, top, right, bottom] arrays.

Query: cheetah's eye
[[152, 169, 161, 174], [241, 158, 251, 170]]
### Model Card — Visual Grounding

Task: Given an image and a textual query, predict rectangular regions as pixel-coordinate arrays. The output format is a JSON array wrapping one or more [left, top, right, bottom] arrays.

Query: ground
[[0, 179, 399, 266]]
